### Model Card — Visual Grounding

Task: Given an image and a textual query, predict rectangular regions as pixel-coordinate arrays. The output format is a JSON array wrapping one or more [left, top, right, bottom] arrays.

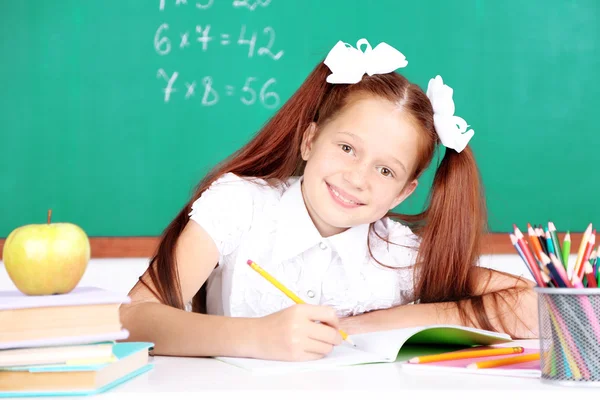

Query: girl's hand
[[252, 304, 342, 361]]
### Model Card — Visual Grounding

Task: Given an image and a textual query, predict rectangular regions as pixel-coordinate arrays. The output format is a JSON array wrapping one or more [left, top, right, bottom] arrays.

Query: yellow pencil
[[467, 352, 540, 369], [247, 259, 355, 346], [408, 346, 524, 364], [572, 223, 592, 279]]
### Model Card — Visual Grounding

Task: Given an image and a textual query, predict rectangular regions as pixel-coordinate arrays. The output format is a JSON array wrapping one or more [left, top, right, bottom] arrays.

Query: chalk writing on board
[[159, 0, 271, 11], [157, 69, 281, 109], [154, 23, 283, 60]]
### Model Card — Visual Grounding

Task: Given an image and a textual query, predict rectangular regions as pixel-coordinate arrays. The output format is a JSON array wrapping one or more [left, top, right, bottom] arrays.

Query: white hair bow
[[323, 38, 474, 153], [323, 38, 408, 84], [426, 76, 474, 153]]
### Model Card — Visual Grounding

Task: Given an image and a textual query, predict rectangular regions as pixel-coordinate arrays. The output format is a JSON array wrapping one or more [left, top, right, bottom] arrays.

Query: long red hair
[[141, 61, 519, 333]]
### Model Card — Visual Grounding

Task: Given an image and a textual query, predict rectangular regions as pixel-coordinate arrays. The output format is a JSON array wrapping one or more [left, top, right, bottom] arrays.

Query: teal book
[[0, 342, 154, 397]]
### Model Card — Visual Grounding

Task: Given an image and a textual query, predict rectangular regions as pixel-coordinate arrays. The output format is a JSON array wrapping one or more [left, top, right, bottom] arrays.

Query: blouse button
[[307, 290, 315, 298], [319, 242, 327, 250]]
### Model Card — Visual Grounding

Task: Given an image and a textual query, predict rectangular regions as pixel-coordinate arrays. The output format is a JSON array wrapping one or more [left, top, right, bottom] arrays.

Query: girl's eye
[[340, 144, 354, 154], [379, 167, 394, 178]]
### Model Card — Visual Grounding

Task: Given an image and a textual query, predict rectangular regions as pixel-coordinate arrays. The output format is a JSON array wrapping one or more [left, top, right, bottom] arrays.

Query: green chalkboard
[[1, 0, 599, 237]]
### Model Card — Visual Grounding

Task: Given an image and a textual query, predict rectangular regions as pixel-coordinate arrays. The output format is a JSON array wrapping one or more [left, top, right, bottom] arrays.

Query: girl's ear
[[300, 122, 318, 161], [390, 179, 418, 209]]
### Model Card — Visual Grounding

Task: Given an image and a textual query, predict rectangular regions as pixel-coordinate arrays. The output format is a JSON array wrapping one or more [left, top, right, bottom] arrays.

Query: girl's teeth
[[331, 186, 358, 205]]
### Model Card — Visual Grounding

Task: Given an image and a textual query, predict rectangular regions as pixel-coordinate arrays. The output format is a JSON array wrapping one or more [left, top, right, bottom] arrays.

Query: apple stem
[[47, 209, 52, 224]]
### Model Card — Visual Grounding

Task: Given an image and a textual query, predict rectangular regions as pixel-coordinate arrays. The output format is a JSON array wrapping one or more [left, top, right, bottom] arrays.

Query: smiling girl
[[120, 38, 538, 362]]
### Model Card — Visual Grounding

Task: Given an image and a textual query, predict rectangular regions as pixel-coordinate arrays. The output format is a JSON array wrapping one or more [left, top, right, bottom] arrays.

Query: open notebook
[[217, 324, 514, 374]]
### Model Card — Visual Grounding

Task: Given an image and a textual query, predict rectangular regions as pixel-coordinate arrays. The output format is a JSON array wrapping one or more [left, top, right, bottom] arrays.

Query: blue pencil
[[545, 229, 556, 257]]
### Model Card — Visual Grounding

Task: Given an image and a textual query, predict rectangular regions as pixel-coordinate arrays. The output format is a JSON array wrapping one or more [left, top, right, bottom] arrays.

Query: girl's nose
[[343, 164, 368, 190]]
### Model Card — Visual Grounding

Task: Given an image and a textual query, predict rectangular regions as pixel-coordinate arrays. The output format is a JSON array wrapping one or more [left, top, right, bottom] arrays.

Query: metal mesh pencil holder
[[535, 287, 600, 386]]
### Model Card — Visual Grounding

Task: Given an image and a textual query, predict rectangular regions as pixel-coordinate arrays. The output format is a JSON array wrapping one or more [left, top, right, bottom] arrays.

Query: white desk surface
[[99, 353, 594, 397], [1, 260, 594, 397]]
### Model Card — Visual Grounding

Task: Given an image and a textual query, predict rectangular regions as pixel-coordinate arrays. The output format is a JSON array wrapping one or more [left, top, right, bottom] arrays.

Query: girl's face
[[301, 94, 420, 237]]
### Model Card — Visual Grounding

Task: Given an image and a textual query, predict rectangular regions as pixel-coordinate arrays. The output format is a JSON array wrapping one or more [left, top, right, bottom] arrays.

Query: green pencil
[[548, 222, 562, 260], [562, 231, 571, 271]]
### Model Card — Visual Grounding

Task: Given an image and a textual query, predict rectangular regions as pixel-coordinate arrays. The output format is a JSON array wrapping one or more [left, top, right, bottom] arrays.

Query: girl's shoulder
[[371, 217, 421, 268], [373, 217, 420, 244], [191, 172, 293, 215], [200, 172, 291, 200], [188, 173, 293, 256]]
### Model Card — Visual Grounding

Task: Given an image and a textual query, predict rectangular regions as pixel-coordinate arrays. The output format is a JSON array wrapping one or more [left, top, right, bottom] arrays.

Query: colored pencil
[[540, 269, 553, 287], [596, 247, 600, 284], [527, 223, 544, 260], [572, 223, 592, 280], [562, 231, 571, 272], [576, 230, 595, 281], [545, 230, 556, 258], [548, 222, 563, 263], [572, 272, 585, 289], [536, 226, 548, 255], [541, 253, 570, 288], [510, 234, 535, 280], [467, 352, 540, 369], [408, 347, 524, 364], [590, 249, 597, 284], [584, 261, 598, 288], [246, 259, 355, 346], [513, 226, 545, 286], [548, 253, 573, 288]]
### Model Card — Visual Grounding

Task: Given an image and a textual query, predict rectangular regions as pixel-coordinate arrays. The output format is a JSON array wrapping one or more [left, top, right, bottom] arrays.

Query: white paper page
[[349, 327, 425, 361], [215, 342, 385, 374]]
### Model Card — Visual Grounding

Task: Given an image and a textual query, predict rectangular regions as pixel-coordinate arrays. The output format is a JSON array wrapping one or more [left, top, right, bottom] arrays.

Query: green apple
[[2, 210, 90, 295]]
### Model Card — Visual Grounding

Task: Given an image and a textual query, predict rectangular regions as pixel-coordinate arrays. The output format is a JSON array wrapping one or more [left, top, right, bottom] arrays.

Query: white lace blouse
[[188, 172, 420, 318]]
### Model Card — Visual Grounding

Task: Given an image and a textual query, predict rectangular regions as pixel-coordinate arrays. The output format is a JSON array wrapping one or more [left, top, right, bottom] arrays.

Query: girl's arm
[[120, 220, 256, 357], [120, 221, 342, 360], [339, 268, 538, 339]]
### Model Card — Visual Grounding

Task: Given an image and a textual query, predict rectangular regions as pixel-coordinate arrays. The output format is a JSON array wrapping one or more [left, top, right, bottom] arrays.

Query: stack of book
[[0, 286, 153, 396]]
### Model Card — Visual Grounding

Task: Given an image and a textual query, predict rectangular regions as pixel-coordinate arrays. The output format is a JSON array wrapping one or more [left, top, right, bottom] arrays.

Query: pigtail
[[414, 146, 525, 334], [414, 146, 486, 301]]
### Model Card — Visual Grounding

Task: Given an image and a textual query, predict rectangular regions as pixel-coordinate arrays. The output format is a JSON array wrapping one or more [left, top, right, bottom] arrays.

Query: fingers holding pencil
[[247, 259, 355, 347]]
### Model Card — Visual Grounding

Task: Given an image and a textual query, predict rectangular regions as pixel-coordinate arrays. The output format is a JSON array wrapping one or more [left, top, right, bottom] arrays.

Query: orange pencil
[[527, 223, 544, 260], [467, 352, 540, 369], [408, 347, 524, 364]]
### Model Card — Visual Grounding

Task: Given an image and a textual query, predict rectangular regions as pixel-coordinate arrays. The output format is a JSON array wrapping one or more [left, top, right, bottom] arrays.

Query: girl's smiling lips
[[326, 182, 365, 208]]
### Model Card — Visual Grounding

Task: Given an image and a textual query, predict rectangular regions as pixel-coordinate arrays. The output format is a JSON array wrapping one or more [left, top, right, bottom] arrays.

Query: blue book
[[0, 342, 154, 397]]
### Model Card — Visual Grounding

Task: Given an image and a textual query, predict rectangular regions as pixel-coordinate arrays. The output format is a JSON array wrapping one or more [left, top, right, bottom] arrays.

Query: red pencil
[[577, 230, 596, 281], [584, 260, 598, 288], [513, 225, 545, 286]]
